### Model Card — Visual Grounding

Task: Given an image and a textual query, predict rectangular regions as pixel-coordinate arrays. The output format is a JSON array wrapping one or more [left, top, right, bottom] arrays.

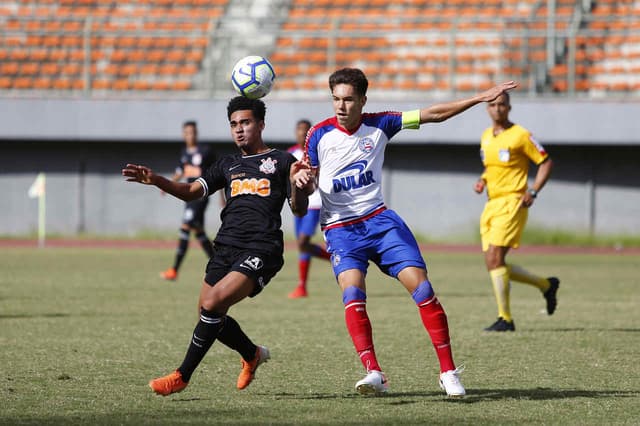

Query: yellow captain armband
[[402, 110, 421, 129]]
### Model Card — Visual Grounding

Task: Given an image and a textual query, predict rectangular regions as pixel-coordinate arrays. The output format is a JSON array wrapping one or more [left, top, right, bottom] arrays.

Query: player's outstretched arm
[[419, 81, 518, 124], [122, 163, 204, 202], [289, 160, 313, 217]]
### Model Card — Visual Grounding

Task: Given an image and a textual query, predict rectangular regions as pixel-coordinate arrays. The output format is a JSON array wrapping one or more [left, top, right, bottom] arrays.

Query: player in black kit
[[161, 121, 217, 281], [123, 96, 314, 396]]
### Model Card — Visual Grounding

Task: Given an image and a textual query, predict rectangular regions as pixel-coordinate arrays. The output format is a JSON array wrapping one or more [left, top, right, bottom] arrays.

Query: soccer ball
[[231, 55, 276, 99]]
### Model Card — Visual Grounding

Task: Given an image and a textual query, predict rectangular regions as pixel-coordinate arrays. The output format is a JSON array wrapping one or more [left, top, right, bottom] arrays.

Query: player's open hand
[[478, 81, 518, 102], [122, 164, 155, 185], [290, 160, 316, 194]]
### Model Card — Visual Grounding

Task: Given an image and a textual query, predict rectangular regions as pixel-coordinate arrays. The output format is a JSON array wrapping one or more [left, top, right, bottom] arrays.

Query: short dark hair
[[227, 96, 266, 121], [297, 119, 312, 128], [182, 120, 197, 129], [329, 68, 368, 97]]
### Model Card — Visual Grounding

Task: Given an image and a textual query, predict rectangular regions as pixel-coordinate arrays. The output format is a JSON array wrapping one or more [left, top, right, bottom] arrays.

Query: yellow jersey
[[480, 124, 548, 199]]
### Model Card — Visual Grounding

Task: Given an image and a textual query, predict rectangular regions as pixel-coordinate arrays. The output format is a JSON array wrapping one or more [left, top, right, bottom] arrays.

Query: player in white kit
[[304, 68, 516, 397]]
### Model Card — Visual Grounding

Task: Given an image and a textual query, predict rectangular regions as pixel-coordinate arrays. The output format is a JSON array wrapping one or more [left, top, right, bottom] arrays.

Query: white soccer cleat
[[439, 365, 466, 398], [355, 370, 388, 395]]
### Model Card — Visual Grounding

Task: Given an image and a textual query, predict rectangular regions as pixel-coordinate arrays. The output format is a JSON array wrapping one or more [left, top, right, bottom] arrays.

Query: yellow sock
[[508, 264, 550, 292], [489, 266, 512, 322]]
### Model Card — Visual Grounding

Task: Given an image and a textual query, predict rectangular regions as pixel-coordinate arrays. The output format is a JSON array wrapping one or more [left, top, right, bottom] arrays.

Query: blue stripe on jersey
[[361, 112, 403, 141]]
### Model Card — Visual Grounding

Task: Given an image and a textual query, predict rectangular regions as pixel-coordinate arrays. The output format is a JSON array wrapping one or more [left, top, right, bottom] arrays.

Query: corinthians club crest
[[259, 157, 278, 175]]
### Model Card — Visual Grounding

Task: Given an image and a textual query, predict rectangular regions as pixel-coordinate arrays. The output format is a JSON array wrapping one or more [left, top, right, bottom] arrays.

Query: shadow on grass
[[455, 388, 639, 404], [271, 387, 639, 404], [530, 327, 640, 333]]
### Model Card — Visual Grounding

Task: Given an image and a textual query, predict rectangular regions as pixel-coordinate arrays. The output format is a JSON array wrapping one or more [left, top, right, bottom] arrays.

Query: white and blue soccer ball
[[231, 55, 276, 99]]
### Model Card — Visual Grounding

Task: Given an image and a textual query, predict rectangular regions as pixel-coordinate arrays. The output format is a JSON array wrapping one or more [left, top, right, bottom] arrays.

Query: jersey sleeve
[[201, 146, 216, 171], [306, 129, 319, 168], [197, 157, 226, 198], [522, 132, 549, 165], [283, 152, 297, 200]]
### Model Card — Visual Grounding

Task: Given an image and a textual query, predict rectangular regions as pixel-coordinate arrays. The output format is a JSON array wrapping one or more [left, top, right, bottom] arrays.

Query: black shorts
[[182, 197, 209, 228], [204, 244, 284, 297]]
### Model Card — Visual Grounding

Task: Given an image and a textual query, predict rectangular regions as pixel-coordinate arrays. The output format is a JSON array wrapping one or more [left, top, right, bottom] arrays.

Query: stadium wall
[[1, 98, 639, 239]]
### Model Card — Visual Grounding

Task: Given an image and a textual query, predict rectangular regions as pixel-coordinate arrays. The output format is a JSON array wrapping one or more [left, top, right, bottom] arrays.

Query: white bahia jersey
[[306, 111, 421, 230], [287, 145, 322, 209]]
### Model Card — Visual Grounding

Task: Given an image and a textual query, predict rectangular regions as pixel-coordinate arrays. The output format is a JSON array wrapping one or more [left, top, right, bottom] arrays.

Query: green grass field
[[1, 247, 639, 425]]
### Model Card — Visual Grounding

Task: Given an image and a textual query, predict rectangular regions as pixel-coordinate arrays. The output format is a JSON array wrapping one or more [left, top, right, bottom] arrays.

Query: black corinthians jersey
[[177, 145, 216, 183], [197, 148, 297, 253]]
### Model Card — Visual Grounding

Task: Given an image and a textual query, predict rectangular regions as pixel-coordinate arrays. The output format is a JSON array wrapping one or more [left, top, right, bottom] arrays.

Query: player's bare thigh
[[197, 271, 255, 314]]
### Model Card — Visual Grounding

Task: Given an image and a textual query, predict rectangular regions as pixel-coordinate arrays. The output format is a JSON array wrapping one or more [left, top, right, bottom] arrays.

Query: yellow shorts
[[480, 195, 528, 252]]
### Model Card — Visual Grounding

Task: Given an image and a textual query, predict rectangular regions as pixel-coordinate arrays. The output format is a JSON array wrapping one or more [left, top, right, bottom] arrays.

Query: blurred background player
[[305, 66, 517, 397], [287, 119, 330, 299], [161, 120, 219, 281], [123, 96, 313, 396], [473, 92, 560, 332]]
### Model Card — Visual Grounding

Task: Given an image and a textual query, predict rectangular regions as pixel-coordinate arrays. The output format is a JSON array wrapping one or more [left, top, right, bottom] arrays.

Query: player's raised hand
[[122, 164, 156, 185], [477, 81, 518, 102]]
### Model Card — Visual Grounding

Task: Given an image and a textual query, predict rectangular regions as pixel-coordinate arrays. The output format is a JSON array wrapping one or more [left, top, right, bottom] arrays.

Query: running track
[[1, 239, 638, 255]]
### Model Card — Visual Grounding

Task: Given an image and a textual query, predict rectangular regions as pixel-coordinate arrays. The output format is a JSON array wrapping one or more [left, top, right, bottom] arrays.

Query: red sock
[[297, 258, 310, 289], [345, 301, 381, 372], [417, 296, 455, 372]]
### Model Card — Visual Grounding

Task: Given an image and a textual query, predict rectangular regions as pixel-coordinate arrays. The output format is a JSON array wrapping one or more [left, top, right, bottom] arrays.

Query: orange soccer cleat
[[236, 345, 270, 390], [287, 286, 308, 299], [148, 370, 188, 396], [160, 267, 178, 281]]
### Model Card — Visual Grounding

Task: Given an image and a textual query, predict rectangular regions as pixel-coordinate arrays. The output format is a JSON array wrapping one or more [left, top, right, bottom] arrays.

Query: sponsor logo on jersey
[[499, 149, 510, 162], [358, 137, 375, 153], [192, 153, 202, 166], [259, 157, 278, 175], [240, 256, 264, 271], [230, 178, 271, 197], [332, 160, 376, 193]]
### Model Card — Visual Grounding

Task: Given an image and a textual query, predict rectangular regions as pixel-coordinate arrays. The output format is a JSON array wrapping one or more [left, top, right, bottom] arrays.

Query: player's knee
[[411, 280, 434, 304], [200, 291, 231, 313], [342, 286, 366, 305], [199, 306, 225, 323]]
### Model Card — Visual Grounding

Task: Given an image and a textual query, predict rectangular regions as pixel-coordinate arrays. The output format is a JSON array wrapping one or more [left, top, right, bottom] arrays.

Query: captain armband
[[402, 110, 421, 129]]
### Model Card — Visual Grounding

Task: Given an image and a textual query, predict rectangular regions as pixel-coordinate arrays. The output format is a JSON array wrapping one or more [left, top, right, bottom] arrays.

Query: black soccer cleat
[[544, 277, 560, 315], [484, 317, 515, 332]]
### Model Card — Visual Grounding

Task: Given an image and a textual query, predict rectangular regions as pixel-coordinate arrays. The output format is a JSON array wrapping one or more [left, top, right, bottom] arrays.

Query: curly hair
[[227, 96, 266, 121]]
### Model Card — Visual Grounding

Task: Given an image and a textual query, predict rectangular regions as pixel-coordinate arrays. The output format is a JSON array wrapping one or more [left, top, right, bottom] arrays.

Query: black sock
[[196, 231, 214, 258], [173, 229, 190, 270], [217, 315, 257, 361], [177, 308, 223, 382]]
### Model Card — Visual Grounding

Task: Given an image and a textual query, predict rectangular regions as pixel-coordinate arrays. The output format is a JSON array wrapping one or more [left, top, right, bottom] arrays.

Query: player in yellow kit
[[473, 92, 559, 332]]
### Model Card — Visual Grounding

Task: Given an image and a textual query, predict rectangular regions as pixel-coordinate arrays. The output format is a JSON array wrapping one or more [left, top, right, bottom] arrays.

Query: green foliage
[[522, 226, 640, 248], [1, 248, 639, 425]]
